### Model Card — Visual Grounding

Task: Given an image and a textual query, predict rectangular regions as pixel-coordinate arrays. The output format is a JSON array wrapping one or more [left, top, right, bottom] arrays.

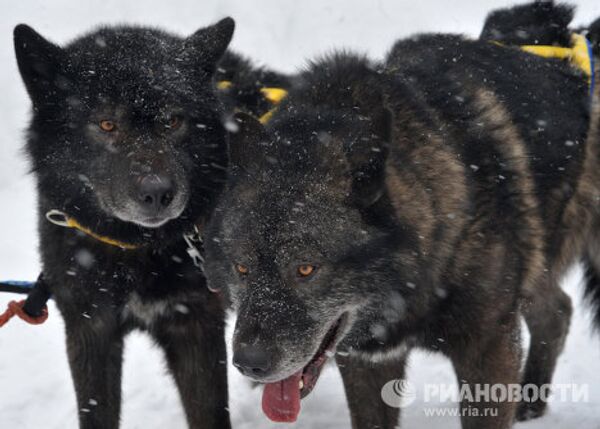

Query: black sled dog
[[14, 19, 236, 428], [204, 19, 600, 429], [480, 0, 600, 336]]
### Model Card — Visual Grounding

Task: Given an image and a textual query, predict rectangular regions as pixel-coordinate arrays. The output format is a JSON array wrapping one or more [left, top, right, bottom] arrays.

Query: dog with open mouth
[[204, 21, 600, 429]]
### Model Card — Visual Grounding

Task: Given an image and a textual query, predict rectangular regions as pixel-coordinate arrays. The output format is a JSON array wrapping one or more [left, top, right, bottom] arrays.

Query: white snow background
[[1, 1, 600, 428]]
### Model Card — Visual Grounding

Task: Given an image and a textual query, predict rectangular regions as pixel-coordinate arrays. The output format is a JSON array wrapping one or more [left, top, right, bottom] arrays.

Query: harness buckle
[[45, 210, 70, 227], [183, 226, 204, 268]]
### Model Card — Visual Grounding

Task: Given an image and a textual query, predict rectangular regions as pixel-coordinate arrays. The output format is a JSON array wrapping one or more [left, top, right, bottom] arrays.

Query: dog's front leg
[[63, 311, 125, 429], [449, 316, 522, 429], [336, 353, 406, 429], [152, 314, 231, 429]]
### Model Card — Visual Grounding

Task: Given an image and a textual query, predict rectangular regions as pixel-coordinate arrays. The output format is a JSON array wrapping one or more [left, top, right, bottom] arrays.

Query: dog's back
[[386, 34, 590, 249]]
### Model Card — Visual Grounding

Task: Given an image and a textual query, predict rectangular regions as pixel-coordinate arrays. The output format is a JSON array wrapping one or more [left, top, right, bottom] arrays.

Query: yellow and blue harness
[[501, 33, 595, 95]]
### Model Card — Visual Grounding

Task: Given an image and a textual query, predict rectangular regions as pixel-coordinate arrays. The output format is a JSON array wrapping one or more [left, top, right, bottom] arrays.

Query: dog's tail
[[480, 0, 575, 46]]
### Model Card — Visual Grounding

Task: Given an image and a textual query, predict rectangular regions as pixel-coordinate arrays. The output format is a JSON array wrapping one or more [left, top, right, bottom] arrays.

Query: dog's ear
[[14, 24, 68, 103], [348, 108, 393, 207], [185, 17, 235, 75]]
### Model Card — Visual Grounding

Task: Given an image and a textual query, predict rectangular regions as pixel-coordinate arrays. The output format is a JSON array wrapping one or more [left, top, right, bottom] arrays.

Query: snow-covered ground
[[1, 1, 600, 428]]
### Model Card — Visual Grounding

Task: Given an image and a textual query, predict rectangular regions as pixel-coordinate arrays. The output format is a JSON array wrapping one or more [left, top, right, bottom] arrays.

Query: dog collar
[[46, 210, 140, 249], [45, 209, 205, 270]]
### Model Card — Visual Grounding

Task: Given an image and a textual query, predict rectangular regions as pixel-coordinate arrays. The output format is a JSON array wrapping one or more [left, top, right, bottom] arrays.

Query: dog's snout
[[233, 345, 272, 377], [137, 174, 175, 210]]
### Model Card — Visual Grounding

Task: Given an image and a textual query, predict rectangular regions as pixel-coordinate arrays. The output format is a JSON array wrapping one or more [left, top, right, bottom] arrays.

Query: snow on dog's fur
[[14, 19, 235, 428]]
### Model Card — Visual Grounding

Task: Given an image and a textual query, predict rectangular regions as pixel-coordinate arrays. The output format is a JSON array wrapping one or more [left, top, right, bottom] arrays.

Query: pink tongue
[[262, 371, 302, 422]]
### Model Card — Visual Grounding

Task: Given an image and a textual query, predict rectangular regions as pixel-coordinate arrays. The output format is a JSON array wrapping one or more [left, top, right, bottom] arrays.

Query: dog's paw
[[516, 402, 547, 422]]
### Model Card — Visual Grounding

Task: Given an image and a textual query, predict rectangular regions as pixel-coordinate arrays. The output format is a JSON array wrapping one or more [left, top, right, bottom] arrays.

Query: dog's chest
[[122, 292, 190, 327]]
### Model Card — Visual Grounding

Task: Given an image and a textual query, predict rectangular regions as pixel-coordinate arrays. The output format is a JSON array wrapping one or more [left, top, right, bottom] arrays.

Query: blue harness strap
[[586, 36, 596, 97], [0, 280, 36, 294]]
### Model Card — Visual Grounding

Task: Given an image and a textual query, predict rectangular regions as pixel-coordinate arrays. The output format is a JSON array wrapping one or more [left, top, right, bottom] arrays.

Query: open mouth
[[261, 313, 348, 423]]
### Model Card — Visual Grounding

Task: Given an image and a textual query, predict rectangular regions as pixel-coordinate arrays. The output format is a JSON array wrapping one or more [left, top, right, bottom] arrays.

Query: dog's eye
[[99, 120, 116, 132], [166, 115, 182, 130], [236, 264, 249, 275], [297, 264, 317, 277]]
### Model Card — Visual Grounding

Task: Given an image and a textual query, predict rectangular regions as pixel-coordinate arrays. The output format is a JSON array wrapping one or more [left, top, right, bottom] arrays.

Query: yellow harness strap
[[216, 80, 233, 90], [260, 87, 288, 104], [258, 87, 288, 123], [45, 210, 139, 250], [217, 80, 288, 124], [519, 33, 593, 78]]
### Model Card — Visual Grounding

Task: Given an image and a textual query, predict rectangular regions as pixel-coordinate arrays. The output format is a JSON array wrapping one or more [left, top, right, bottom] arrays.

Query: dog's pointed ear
[[184, 17, 235, 75], [349, 108, 393, 207], [14, 24, 68, 103], [228, 112, 268, 172]]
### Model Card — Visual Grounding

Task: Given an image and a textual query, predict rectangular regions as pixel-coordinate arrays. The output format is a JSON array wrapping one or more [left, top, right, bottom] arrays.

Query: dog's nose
[[137, 174, 174, 210], [233, 345, 272, 376]]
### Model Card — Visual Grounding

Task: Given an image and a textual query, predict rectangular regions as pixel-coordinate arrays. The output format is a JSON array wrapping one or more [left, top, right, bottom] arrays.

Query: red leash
[[0, 274, 51, 328], [0, 299, 48, 327]]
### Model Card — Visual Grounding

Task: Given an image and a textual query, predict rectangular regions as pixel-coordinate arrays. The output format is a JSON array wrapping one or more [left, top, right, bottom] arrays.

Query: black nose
[[137, 174, 174, 210], [233, 345, 272, 376]]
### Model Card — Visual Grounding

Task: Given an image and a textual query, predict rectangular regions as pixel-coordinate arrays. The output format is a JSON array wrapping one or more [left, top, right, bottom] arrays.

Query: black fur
[[480, 0, 574, 46], [584, 257, 600, 330], [590, 17, 600, 49], [483, 1, 600, 339], [480, 0, 600, 358], [14, 19, 236, 428], [217, 51, 293, 118], [205, 27, 594, 427], [480, 0, 600, 57]]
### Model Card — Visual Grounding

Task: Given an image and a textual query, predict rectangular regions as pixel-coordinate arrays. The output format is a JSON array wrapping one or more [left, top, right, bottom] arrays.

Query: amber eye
[[167, 115, 181, 129], [99, 120, 116, 132], [297, 264, 316, 277], [236, 264, 249, 275]]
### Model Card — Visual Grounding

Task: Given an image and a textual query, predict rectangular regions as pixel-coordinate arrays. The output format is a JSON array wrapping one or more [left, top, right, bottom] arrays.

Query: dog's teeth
[[299, 379, 304, 390]]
